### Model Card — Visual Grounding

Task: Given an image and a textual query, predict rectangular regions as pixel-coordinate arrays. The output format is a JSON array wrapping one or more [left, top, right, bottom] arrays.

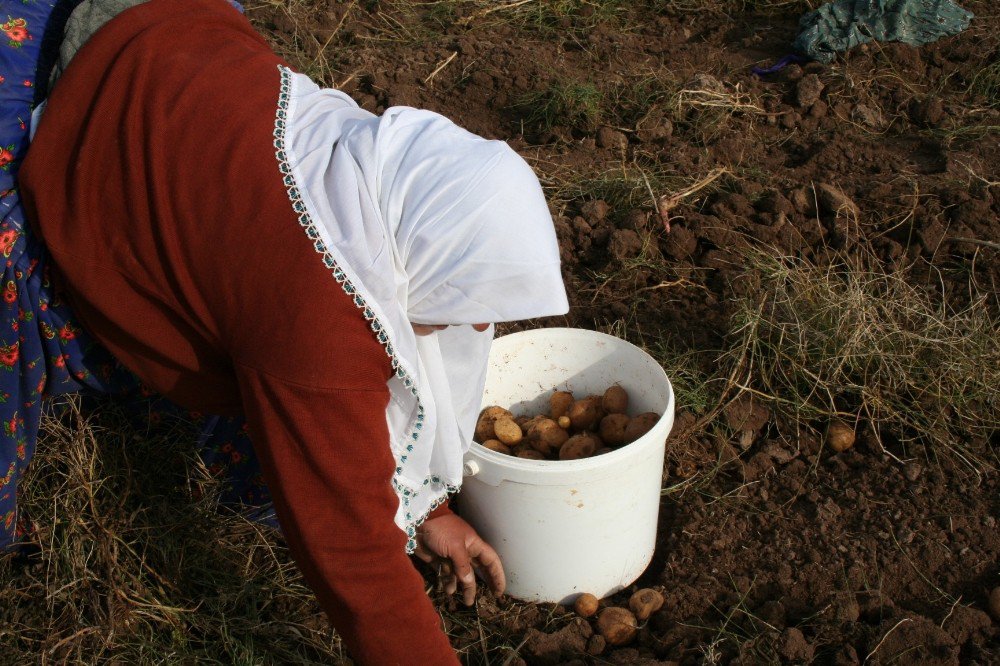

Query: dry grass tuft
[[655, 0, 816, 15], [0, 396, 344, 664], [723, 249, 1000, 469], [968, 58, 1000, 108]]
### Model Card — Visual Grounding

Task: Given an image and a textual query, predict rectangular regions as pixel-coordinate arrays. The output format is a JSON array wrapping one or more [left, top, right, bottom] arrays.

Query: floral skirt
[[0, 0, 272, 552]]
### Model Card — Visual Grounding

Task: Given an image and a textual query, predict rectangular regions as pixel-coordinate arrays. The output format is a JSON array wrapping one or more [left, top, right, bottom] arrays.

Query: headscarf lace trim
[[271, 65, 456, 552]]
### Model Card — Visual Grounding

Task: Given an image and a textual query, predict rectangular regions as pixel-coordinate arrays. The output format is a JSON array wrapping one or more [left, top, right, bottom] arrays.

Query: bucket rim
[[468, 327, 675, 476]]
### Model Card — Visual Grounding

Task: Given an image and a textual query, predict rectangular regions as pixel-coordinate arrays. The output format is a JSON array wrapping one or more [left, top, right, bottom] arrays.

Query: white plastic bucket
[[459, 328, 674, 604]]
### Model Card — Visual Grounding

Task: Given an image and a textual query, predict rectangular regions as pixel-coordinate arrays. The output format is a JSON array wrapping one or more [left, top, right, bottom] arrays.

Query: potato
[[599, 413, 630, 446], [481, 439, 512, 455], [569, 397, 601, 432], [493, 417, 523, 445], [624, 412, 660, 443], [527, 418, 569, 455], [595, 447, 613, 456], [516, 448, 545, 460], [826, 418, 855, 452], [557, 415, 572, 429], [596, 607, 637, 646], [514, 415, 532, 428], [549, 391, 575, 419], [628, 588, 664, 621], [587, 394, 609, 420], [602, 385, 629, 415], [574, 593, 600, 618], [521, 414, 545, 432], [475, 406, 513, 442], [559, 433, 599, 460]]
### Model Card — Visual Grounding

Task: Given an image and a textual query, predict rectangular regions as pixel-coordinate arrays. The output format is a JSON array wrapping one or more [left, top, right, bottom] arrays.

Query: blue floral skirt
[[0, 0, 272, 551]]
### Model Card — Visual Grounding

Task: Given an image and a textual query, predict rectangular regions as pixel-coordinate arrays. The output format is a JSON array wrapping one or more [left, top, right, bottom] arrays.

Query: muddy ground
[[244, 1, 1000, 663]]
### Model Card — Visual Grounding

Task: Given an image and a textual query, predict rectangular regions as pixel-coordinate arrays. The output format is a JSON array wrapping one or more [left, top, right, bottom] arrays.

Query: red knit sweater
[[19, 1, 457, 663]]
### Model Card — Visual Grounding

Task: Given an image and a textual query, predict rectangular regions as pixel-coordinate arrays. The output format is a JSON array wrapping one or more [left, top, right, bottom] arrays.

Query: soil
[[249, 2, 999, 664]]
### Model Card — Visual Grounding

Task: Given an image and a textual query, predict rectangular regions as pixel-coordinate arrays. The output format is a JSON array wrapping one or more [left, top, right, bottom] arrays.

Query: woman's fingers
[[448, 547, 478, 606], [412, 542, 435, 564], [469, 538, 506, 596], [438, 561, 457, 595], [417, 515, 505, 604]]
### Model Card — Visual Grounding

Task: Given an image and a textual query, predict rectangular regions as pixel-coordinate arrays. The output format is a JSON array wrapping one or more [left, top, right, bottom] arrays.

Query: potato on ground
[[574, 593, 600, 618], [569, 397, 602, 432], [475, 406, 513, 442], [596, 607, 637, 646], [826, 418, 855, 452], [602, 385, 629, 415], [527, 417, 569, 455], [628, 588, 664, 620], [481, 439, 512, 455], [599, 413, 630, 446], [549, 391, 575, 419], [493, 416, 523, 445], [624, 412, 660, 443], [559, 433, 600, 460]]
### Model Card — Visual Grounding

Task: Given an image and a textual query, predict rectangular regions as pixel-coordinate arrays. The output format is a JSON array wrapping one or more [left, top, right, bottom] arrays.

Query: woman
[[10, 0, 569, 662]]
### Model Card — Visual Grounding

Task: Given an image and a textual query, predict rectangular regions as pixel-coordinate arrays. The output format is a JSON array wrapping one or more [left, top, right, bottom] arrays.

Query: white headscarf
[[276, 68, 569, 548]]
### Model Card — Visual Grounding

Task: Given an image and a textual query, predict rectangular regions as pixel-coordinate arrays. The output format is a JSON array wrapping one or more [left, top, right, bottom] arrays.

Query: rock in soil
[[815, 183, 860, 217]]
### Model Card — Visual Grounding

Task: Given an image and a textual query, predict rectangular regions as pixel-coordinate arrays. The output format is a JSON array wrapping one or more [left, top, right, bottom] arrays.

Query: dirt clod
[[724, 394, 770, 433], [795, 73, 824, 107], [522, 617, 593, 665], [815, 183, 859, 217], [777, 627, 814, 662]]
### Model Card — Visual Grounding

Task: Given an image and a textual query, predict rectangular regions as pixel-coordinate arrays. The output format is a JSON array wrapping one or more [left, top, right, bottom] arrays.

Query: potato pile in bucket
[[474, 386, 661, 460]]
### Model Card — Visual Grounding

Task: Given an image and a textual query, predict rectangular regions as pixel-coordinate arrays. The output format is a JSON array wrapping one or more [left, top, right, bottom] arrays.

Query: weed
[[606, 74, 684, 128], [721, 248, 1000, 469], [968, 58, 1000, 107], [513, 80, 603, 133]]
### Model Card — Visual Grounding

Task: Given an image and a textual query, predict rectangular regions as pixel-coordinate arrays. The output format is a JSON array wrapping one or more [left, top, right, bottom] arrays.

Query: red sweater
[[19, 1, 457, 663]]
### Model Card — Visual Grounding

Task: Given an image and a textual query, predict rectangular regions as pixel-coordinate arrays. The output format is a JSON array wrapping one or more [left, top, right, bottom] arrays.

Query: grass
[[721, 248, 1000, 468], [513, 79, 604, 133], [352, 0, 629, 40], [968, 58, 1000, 107], [0, 396, 344, 664], [654, 0, 817, 15]]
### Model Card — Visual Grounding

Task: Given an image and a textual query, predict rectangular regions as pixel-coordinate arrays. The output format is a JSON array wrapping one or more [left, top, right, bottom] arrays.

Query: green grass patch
[[513, 80, 604, 132]]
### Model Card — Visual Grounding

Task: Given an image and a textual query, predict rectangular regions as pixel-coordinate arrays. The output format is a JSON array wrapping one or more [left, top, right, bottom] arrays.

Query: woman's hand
[[414, 513, 505, 605]]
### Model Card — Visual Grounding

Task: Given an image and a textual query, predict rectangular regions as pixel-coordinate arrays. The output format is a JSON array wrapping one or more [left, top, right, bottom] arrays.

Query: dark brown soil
[[250, 2, 999, 663]]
